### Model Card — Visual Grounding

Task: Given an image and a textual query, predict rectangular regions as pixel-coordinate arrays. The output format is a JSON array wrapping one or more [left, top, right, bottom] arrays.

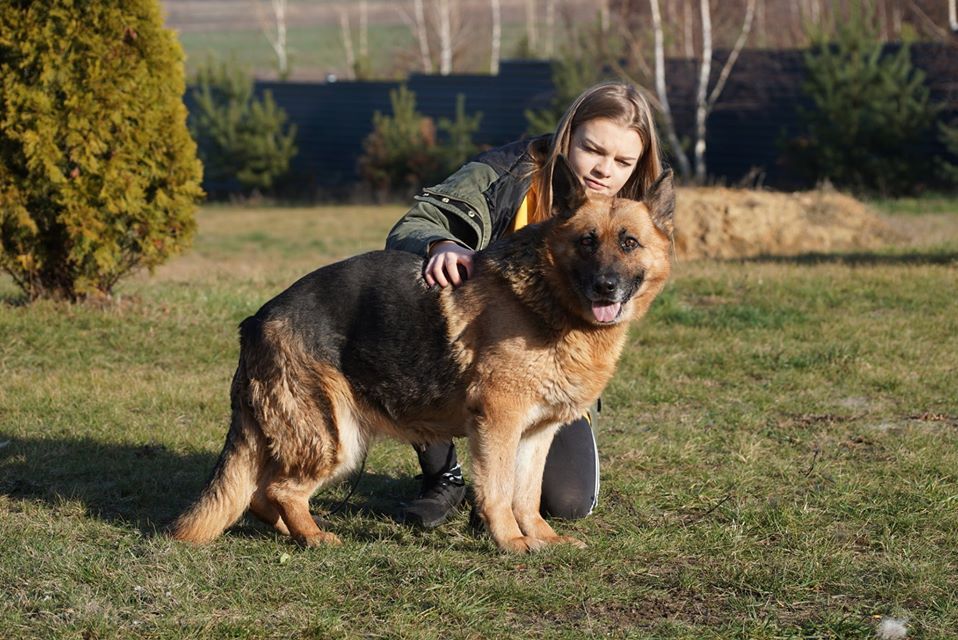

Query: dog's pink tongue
[[592, 302, 621, 323]]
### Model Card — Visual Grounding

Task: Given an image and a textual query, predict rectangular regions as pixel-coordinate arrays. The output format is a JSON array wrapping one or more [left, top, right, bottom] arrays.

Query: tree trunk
[[339, 9, 355, 80], [257, 0, 289, 80], [413, 0, 432, 73], [545, 0, 556, 57], [525, 0, 538, 54], [437, 0, 453, 75], [950, 0, 958, 32], [490, 0, 501, 74], [359, 0, 368, 62], [693, 0, 712, 184], [649, 0, 692, 179]]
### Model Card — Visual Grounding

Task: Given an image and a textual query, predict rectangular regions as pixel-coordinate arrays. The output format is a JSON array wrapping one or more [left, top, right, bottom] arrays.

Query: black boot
[[400, 442, 466, 529]]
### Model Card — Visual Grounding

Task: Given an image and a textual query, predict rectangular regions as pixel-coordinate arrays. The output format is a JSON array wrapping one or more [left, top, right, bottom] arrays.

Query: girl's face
[[567, 118, 644, 197]]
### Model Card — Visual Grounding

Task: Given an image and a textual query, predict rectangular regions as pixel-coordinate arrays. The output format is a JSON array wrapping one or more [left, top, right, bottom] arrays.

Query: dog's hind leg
[[512, 424, 586, 549], [249, 468, 290, 535], [263, 469, 342, 547]]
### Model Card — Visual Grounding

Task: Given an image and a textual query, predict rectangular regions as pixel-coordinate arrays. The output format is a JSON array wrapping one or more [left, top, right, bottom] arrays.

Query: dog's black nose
[[592, 275, 618, 297]]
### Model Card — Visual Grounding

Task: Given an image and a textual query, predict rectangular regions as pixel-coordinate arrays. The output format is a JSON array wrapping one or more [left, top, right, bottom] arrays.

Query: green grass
[[2, 200, 958, 638]]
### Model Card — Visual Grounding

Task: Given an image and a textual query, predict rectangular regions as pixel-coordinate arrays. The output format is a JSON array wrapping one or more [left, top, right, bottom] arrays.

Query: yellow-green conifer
[[0, 0, 204, 300]]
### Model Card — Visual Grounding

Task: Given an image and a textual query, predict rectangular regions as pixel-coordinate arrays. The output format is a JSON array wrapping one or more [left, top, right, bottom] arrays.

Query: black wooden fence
[[186, 44, 958, 195]]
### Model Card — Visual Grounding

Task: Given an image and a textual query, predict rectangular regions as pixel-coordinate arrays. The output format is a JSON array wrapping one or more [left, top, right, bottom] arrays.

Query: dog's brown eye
[[621, 237, 640, 252], [579, 236, 596, 248]]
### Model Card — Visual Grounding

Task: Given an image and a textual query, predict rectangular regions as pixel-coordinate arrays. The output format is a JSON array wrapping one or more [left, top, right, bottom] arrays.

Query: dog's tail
[[171, 363, 263, 544]]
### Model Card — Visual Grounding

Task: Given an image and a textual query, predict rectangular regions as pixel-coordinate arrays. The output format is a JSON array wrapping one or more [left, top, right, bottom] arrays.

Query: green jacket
[[385, 136, 550, 256]]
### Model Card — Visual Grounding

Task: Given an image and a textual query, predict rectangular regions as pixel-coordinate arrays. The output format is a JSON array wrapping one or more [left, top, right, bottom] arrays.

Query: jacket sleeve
[[385, 162, 498, 256]]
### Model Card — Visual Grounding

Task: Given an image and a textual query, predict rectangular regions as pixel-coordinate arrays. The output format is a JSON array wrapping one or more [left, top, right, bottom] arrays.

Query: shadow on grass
[[0, 433, 421, 539], [740, 250, 958, 266]]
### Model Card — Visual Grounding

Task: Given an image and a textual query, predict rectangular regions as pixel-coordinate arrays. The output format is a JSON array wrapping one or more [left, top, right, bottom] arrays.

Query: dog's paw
[[548, 535, 587, 549], [298, 531, 342, 547], [498, 535, 548, 553]]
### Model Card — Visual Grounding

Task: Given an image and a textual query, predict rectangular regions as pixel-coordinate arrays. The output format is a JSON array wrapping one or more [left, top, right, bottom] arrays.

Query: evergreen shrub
[[189, 57, 297, 196], [787, 13, 940, 195], [358, 86, 482, 198], [0, 0, 204, 301]]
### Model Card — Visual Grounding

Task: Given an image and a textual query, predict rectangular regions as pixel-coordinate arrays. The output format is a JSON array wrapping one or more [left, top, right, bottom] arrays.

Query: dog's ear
[[644, 168, 675, 236], [551, 154, 587, 220]]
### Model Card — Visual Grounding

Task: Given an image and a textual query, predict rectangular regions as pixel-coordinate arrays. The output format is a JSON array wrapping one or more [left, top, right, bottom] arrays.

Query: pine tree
[[0, 0, 204, 301], [436, 94, 483, 176], [358, 87, 484, 199], [189, 57, 297, 195], [788, 7, 939, 194], [937, 119, 958, 185]]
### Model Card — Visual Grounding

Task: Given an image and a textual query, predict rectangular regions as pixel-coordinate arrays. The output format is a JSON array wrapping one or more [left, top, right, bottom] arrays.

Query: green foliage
[[189, 57, 297, 195], [435, 94, 483, 175], [525, 25, 612, 135], [787, 9, 940, 195], [937, 119, 958, 185], [0, 0, 204, 302], [358, 87, 482, 198]]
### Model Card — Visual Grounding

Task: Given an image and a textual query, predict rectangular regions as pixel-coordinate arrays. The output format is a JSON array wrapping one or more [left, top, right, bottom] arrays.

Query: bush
[[358, 86, 482, 198], [0, 0, 203, 302], [938, 119, 958, 186], [189, 57, 297, 196], [786, 12, 939, 195]]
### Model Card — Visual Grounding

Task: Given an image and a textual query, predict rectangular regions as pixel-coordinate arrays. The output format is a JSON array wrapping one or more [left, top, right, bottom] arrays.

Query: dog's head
[[545, 155, 674, 326]]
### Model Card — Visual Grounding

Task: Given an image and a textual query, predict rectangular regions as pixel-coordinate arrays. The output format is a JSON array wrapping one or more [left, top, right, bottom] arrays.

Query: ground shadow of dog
[[0, 432, 423, 539]]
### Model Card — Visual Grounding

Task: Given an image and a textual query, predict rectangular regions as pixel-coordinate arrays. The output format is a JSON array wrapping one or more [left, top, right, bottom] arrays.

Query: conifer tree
[[788, 7, 938, 194], [189, 57, 297, 195], [938, 120, 958, 185], [0, 0, 204, 301]]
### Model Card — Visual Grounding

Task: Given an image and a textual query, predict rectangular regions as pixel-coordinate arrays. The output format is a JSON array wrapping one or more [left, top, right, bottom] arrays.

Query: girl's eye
[[616, 159, 631, 167]]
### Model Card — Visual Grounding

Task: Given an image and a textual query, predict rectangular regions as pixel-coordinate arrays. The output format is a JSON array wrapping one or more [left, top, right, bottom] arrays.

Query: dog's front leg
[[468, 410, 543, 553], [512, 423, 587, 549]]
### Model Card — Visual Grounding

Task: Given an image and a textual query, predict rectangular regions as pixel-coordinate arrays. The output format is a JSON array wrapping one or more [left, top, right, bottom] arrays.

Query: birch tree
[[490, 0, 502, 74], [437, 0, 453, 75], [338, 9, 355, 79], [525, 0, 538, 54], [256, 0, 289, 80], [647, 0, 756, 183], [950, 0, 958, 32], [397, 0, 433, 73]]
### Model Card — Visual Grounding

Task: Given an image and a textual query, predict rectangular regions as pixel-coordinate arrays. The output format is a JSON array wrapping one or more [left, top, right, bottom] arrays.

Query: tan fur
[[171, 188, 672, 552]]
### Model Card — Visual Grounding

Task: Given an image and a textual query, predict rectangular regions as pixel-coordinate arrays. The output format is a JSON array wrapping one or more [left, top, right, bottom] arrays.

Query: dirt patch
[[674, 187, 902, 260]]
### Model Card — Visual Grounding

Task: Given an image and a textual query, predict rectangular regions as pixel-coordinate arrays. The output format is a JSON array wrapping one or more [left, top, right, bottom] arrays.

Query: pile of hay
[[673, 187, 901, 260]]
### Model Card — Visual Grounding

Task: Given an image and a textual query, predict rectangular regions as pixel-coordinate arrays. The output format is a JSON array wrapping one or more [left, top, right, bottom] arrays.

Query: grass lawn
[[1, 198, 957, 638]]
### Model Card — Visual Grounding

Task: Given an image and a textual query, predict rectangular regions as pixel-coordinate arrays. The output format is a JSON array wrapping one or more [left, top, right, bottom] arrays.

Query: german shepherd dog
[[171, 156, 674, 552]]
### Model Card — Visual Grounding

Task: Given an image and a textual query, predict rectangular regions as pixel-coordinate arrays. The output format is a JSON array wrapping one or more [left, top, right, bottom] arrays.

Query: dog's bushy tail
[[171, 362, 263, 544]]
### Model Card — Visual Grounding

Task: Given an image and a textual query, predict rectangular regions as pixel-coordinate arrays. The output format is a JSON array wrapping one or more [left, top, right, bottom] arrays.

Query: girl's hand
[[424, 241, 475, 288]]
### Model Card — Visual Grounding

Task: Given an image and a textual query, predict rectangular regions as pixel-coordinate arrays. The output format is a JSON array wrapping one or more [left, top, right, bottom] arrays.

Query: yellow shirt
[[509, 182, 537, 234]]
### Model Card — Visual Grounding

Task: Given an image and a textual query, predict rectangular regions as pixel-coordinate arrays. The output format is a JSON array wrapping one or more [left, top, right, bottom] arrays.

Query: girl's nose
[[593, 156, 613, 177]]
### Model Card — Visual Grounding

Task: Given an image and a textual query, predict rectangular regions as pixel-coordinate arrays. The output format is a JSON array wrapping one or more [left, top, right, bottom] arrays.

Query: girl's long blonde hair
[[529, 82, 663, 223]]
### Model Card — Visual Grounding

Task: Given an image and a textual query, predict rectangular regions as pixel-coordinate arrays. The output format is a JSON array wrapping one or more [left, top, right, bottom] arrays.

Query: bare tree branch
[[707, 0, 756, 108], [649, 0, 692, 178]]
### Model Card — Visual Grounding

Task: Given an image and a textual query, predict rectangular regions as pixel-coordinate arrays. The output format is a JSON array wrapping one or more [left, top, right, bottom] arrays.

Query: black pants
[[415, 416, 599, 519]]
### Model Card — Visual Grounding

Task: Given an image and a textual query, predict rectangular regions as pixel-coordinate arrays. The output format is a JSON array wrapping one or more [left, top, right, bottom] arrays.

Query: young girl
[[385, 81, 664, 528]]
